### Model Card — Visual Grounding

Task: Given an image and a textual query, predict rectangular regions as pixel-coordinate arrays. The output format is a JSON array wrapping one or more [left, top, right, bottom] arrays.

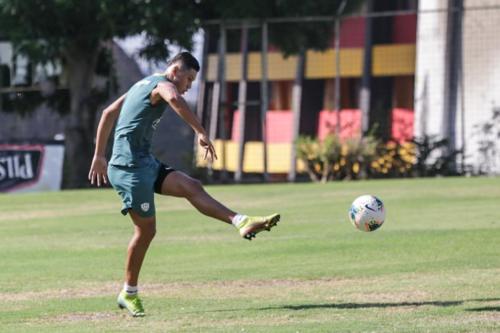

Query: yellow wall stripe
[[196, 140, 305, 173], [372, 44, 416, 76], [306, 48, 363, 78], [206, 44, 415, 81]]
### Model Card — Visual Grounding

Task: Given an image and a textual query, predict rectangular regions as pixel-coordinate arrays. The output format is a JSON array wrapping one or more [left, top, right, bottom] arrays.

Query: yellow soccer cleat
[[238, 213, 280, 240], [117, 290, 145, 317]]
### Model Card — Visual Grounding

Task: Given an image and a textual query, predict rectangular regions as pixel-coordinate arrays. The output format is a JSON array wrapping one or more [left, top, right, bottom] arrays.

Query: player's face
[[173, 66, 197, 94]]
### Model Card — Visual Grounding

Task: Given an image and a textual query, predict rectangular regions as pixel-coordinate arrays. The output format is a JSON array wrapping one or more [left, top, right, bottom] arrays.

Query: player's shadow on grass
[[188, 298, 500, 314], [466, 306, 500, 312], [265, 297, 500, 312], [270, 300, 462, 310]]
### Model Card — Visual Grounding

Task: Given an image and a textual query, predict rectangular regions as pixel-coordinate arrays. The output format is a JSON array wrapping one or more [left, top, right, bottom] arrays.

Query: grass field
[[0, 177, 499, 332]]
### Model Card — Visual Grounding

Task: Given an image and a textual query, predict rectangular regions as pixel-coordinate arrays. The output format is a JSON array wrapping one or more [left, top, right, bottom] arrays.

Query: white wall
[[415, 0, 500, 174], [461, 1, 500, 173], [414, 0, 449, 138]]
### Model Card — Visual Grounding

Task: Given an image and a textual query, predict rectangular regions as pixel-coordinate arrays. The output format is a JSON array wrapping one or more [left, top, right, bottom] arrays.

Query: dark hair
[[167, 51, 200, 72]]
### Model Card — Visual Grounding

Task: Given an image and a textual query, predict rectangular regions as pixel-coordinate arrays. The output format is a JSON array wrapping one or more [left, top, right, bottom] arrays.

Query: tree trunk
[[288, 48, 306, 182], [63, 45, 99, 188]]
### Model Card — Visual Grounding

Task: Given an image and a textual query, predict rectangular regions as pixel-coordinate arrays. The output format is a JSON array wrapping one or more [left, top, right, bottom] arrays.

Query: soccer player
[[88, 52, 280, 317]]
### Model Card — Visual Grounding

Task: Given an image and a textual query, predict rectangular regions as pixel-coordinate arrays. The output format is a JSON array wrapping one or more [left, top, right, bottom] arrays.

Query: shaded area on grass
[[190, 297, 500, 314], [278, 300, 462, 310], [277, 297, 500, 311], [466, 306, 500, 312]]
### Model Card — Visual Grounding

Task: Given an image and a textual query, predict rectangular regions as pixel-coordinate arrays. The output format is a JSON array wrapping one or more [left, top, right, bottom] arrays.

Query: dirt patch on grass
[[2, 284, 119, 302], [0, 277, 437, 304], [7, 277, 499, 331], [49, 311, 120, 322], [28, 311, 122, 325], [3, 274, 498, 315], [1, 278, 355, 302]]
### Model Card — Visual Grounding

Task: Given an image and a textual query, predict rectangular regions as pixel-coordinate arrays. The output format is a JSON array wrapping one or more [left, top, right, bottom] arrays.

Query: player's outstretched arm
[[156, 81, 217, 162], [88, 93, 127, 186]]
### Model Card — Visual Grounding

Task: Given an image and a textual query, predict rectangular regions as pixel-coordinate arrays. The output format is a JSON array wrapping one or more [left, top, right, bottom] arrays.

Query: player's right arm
[[155, 81, 218, 162], [88, 93, 127, 186]]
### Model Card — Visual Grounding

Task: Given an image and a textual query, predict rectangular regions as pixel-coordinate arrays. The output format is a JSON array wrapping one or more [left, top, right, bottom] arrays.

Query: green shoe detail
[[117, 290, 145, 317], [238, 213, 280, 240]]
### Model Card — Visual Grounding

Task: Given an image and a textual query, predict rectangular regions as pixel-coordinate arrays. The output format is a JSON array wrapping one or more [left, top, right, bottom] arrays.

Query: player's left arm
[[155, 81, 217, 162], [88, 93, 127, 186]]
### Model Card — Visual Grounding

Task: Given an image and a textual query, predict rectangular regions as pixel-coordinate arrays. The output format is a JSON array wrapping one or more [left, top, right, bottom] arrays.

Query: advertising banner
[[0, 143, 65, 193]]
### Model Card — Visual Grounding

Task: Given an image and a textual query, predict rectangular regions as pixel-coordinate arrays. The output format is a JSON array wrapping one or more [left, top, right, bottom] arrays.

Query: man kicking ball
[[88, 52, 280, 317]]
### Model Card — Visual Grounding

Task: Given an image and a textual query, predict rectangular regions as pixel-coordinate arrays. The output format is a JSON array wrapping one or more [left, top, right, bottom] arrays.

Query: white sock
[[123, 283, 138, 296], [231, 214, 247, 228]]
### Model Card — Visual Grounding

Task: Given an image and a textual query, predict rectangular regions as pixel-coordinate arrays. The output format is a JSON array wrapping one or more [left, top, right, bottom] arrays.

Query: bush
[[296, 133, 465, 182], [369, 141, 415, 178], [296, 135, 341, 183], [296, 134, 380, 182], [472, 107, 500, 175], [411, 135, 463, 177]]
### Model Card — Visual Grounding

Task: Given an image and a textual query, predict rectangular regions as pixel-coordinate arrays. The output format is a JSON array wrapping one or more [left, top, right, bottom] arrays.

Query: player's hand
[[88, 155, 108, 187], [198, 134, 218, 162]]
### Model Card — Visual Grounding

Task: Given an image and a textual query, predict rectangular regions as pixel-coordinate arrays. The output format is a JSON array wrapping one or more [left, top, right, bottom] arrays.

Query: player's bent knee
[[145, 225, 157, 239], [137, 222, 156, 239], [129, 210, 157, 237]]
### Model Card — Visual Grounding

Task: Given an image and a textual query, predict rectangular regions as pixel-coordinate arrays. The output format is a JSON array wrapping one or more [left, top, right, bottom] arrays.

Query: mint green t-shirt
[[109, 74, 167, 167]]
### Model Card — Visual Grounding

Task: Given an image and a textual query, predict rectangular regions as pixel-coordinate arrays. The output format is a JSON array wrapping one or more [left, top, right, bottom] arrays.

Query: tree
[[0, 0, 201, 188], [0, 0, 365, 188], [200, 0, 364, 55]]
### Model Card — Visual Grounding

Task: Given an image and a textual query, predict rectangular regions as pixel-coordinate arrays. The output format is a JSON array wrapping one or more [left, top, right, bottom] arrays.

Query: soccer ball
[[348, 195, 385, 232]]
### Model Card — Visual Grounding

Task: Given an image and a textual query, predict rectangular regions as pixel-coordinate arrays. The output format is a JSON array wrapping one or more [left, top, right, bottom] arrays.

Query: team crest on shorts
[[141, 202, 150, 212]]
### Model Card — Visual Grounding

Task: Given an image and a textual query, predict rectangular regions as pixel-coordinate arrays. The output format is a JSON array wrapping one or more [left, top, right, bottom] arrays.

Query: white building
[[415, 0, 500, 174]]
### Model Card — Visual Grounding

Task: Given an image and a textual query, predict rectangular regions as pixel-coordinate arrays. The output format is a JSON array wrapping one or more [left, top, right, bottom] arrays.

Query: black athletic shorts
[[154, 163, 176, 194]]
